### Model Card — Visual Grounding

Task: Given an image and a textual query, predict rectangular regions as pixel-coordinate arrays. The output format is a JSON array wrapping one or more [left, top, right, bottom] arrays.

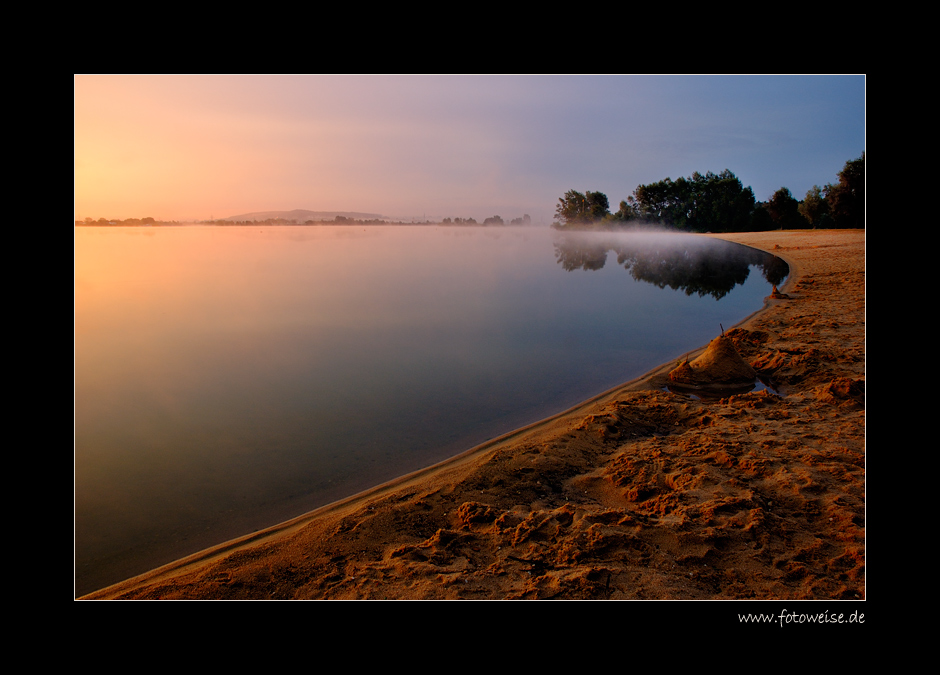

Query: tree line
[[77, 214, 536, 227], [76, 216, 161, 226], [442, 214, 531, 226], [554, 153, 864, 232]]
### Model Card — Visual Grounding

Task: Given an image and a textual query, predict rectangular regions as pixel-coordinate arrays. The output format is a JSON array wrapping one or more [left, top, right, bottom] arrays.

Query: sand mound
[[669, 334, 757, 388]]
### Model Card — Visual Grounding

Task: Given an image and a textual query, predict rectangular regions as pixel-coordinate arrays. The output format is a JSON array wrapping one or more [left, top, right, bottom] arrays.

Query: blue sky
[[75, 75, 865, 223]]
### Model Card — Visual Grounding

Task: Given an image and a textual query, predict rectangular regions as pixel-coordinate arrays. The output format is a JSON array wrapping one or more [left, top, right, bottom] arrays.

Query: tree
[[765, 187, 809, 229], [749, 204, 775, 232], [630, 169, 755, 232], [686, 170, 756, 233], [614, 200, 639, 222], [584, 191, 610, 220], [555, 189, 585, 225], [798, 185, 828, 228], [554, 190, 610, 227], [631, 177, 691, 227], [825, 153, 865, 228]]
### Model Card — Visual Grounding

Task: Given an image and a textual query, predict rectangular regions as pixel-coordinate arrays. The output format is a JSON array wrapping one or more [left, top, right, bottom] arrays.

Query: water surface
[[74, 225, 786, 595]]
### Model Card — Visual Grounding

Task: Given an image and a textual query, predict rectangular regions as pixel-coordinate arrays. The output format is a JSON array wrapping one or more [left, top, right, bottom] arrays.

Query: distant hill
[[223, 209, 389, 222]]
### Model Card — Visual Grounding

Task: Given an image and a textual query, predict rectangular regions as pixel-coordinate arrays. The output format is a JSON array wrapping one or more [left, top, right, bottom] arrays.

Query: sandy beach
[[81, 229, 865, 600]]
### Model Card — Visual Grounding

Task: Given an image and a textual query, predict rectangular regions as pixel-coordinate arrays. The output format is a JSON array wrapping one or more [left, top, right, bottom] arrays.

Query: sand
[[81, 230, 865, 600]]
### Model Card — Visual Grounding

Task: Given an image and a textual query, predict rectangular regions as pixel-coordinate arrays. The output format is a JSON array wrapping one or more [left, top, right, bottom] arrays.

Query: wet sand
[[81, 230, 865, 600]]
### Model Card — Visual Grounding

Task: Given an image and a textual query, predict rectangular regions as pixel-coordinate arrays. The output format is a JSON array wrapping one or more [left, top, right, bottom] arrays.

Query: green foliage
[[765, 187, 810, 229], [554, 190, 611, 227], [614, 200, 639, 221], [749, 205, 775, 232], [688, 170, 757, 233], [631, 177, 691, 228], [628, 170, 756, 232], [554, 154, 863, 233], [825, 152, 865, 228], [585, 191, 610, 221], [798, 185, 829, 228]]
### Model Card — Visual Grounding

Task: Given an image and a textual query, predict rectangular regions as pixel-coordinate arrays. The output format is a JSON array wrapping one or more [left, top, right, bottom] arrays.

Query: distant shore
[[81, 230, 865, 600], [74, 221, 534, 227]]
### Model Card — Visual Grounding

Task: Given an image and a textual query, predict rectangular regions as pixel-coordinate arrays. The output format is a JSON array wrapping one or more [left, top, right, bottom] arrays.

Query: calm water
[[74, 225, 786, 595]]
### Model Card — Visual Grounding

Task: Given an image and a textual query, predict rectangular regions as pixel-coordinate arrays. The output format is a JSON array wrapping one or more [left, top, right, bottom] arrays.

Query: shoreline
[[81, 230, 864, 600]]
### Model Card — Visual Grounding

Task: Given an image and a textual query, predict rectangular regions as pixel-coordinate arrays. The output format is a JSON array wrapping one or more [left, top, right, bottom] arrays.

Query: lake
[[74, 225, 787, 596]]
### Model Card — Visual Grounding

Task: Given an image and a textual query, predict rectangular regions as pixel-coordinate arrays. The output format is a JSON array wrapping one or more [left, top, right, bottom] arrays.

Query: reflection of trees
[[553, 234, 788, 300], [554, 238, 610, 271], [756, 253, 789, 287]]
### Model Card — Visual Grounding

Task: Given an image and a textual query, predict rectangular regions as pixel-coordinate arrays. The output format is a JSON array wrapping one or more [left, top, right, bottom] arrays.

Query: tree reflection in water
[[554, 232, 788, 300]]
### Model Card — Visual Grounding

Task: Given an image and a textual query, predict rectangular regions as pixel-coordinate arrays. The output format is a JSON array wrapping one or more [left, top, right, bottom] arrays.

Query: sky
[[74, 75, 865, 224]]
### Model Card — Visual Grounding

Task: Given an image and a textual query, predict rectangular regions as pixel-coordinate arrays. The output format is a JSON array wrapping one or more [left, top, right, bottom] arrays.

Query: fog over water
[[74, 225, 787, 595]]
